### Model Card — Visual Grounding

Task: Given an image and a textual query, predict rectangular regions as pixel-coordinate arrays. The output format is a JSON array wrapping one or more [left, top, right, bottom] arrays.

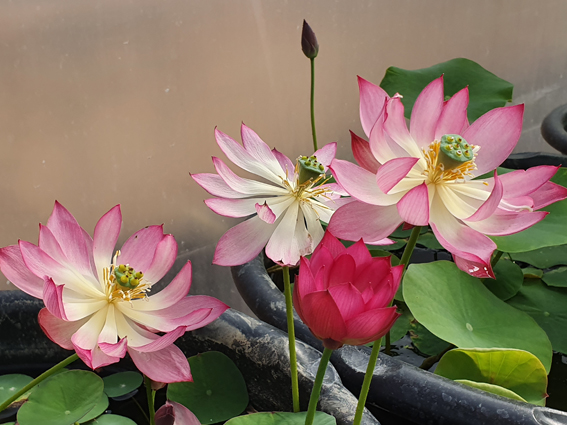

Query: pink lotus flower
[[293, 231, 402, 349], [329, 76, 567, 278], [155, 400, 200, 425], [192, 124, 346, 266], [0, 202, 229, 383]]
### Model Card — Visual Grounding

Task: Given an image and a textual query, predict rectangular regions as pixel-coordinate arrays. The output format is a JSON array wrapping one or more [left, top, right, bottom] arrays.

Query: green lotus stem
[[310, 57, 318, 152], [144, 376, 156, 425], [0, 353, 79, 413], [491, 250, 503, 268], [399, 226, 422, 271], [283, 265, 300, 412], [353, 336, 382, 425], [305, 347, 333, 425]]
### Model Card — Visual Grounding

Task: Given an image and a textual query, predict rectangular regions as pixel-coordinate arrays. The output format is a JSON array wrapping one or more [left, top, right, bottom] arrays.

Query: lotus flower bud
[[155, 401, 200, 425], [301, 20, 319, 59], [293, 231, 402, 349]]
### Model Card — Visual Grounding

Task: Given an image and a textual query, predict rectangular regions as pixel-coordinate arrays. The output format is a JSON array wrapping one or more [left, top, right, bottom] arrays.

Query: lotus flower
[[155, 400, 200, 425], [329, 76, 567, 278], [293, 231, 402, 349], [192, 124, 347, 266], [0, 202, 229, 383]]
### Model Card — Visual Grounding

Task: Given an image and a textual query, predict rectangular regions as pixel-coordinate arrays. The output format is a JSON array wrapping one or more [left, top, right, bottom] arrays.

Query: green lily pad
[[409, 320, 451, 356], [84, 414, 137, 424], [542, 267, 567, 287], [522, 268, 544, 279], [511, 245, 567, 269], [225, 412, 336, 425], [78, 393, 108, 423], [17, 370, 104, 425], [0, 374, 33, 406], [455, 379, 527, 402], [482, 259, 524, 301], [417, 232, 444, 250], [403, 261, 552, 372], [378, 239, 406, 251], [168, 351, 248, 424], [102, 372, 143, 398], [507, 279, 567, 355], [435, 348, 548, 405], [380, 58, 513, 122]]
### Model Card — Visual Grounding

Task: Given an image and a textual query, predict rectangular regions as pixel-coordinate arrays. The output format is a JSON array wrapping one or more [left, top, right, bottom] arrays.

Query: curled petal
[[99, 338, 128, 357], [130, 326, 186, 353], [376, 157, 419, 194], [155, 401, 200, 425], [466, 171, 503, 222], [499, 166, 560, 199], [351, 131, 380, 173], [255, 202, 276, 224], [38, 308, 86, 350], [358, 76, 389, 138], [43, 277, 67, 320], [128, 344, 192, 383]]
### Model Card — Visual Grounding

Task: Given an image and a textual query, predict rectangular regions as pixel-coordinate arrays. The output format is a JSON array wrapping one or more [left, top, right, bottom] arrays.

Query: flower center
[[422, 134, 478, 184], [103, 251, 151, 303]]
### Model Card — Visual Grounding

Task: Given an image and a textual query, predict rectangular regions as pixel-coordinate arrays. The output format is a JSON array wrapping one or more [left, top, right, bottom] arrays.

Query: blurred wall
[[1, 0, 566, 312]]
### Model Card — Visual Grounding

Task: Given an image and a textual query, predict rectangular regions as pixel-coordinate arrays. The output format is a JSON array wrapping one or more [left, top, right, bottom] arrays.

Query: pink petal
[[99, 338, 128, 357], [531, 182, 567, 210], [358, 76, 389, 138], [410, 76, 445, 148], [364, 274, 398, 310], [434, 87, 469, 140], [328, 201, 402, 244], [499, 166, 559, 199], [128, 344, 192, 383], [353, 258, 397, 301], [142, 234, 178, 284], [301, 290, 347, 343], [313, 142, 337, 169], [397, 183, 430, 226], [466, 209, 548, 236], [46, 201, 93, 277], [118, 225, 166, 273], [296, 256, 317, 301], [343, 306, 400, 346], [329, 283, 365, 322], [345, 239, 373, 270], [97, 304, 118, 345], [152, 296, 229, 331], [272, 148, 295, 176], [312, 231, 346, 259], [376, 157, 419, 194], [38, 308, 86, 350], [309, 247, 334, 286], [134, 261, 193, 311], [265, 204, 311, 266], [78, 344, 122, 370], [463, 104, 524, 175], [43, 277, 67, 320], [330, 159, 402, 206], [19, 241, 82, 287], [130, 326, 186, 352], [93, 205, 122, 282], [191, 173, 247, 199], [71, 308, 108, 350], [351, 131, 380, 173], [328, 254, 356, 288], [213, 157, 287, 196], [0, 245, 44, 298], [255, 202, 276, 224], [38, 225, 67, 265], [205, 197, 268, 218], [466, 171, 503, 222], [155, 401, 200, 425], [213, 216, 274, 266], [384, 96, 420, 156], [240, 124, 284, 175]]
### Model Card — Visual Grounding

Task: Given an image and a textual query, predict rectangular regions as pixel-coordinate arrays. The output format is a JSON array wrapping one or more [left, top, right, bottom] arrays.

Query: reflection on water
[[1, 0, 567, 312]]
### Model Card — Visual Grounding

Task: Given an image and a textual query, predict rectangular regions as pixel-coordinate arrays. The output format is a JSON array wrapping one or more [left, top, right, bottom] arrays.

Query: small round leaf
[[84, 414, 137, 424], [103, 372, 143, 398], [225, 411, 336, 425], [0, 374, 33, 405]]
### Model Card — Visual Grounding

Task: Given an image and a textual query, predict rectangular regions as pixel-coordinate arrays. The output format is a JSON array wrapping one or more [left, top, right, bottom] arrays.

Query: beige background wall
[[1, 0, 566, 312]]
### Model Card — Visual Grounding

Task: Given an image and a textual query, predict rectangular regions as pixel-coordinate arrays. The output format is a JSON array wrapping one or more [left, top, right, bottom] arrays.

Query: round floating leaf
[[102, 372, 143, 398], [225, 412, 336, 425], [403, 261, 552, 372], [379, 58, 513, 122], [483, 259, 524, 301], [542, 267, 567, 287], [84, 414, 137, 424], [507, 279, 567, 355], [167, 351, 248, 424], [78, 393, 108, 423], [0, 374, 33, 405], [417, 232, 443, 250], [512, 245, 567, 269], [435, 348, 548, 405], [17, 370, 104, 425], [455, 380, 527, 403], [409, 320, 451, 356]]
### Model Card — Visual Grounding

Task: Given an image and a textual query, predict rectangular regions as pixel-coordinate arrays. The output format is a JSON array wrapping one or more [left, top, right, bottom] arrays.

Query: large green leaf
[[435, 348, 548, 405], [507, 280, 567, 354], [482, 259, 524, 301], [542, 267, 567, 287], [379, 58, 513, 122], [17, 370, 104, 425], [168, 351, 248, 424], [511, 245, 567, 269], [225, 412, 336, 425], [0, 374, 33, 405], [455, 380, 527, 403], [403, 261, 552, 372], [78, 393, 108, 423]]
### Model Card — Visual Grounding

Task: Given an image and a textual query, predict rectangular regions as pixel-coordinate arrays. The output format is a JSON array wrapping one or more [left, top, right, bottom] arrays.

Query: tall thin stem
[[144, 376, 156, 425], [0, 353, 79, 413], [399, 226, 423, 271], [305, 347, 333, 425], [310, 57, 318, 152], [283, 265, 300, 412], [353, 337, 382, 425], [491, 250, 503, 268]]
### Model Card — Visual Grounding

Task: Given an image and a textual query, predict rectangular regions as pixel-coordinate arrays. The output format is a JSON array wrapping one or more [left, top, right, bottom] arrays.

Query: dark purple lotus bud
[[301, 20, 319, 59]]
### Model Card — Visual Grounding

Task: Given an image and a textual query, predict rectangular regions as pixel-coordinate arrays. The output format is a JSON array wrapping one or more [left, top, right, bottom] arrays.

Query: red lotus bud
[[301, 20, 319, 59]]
